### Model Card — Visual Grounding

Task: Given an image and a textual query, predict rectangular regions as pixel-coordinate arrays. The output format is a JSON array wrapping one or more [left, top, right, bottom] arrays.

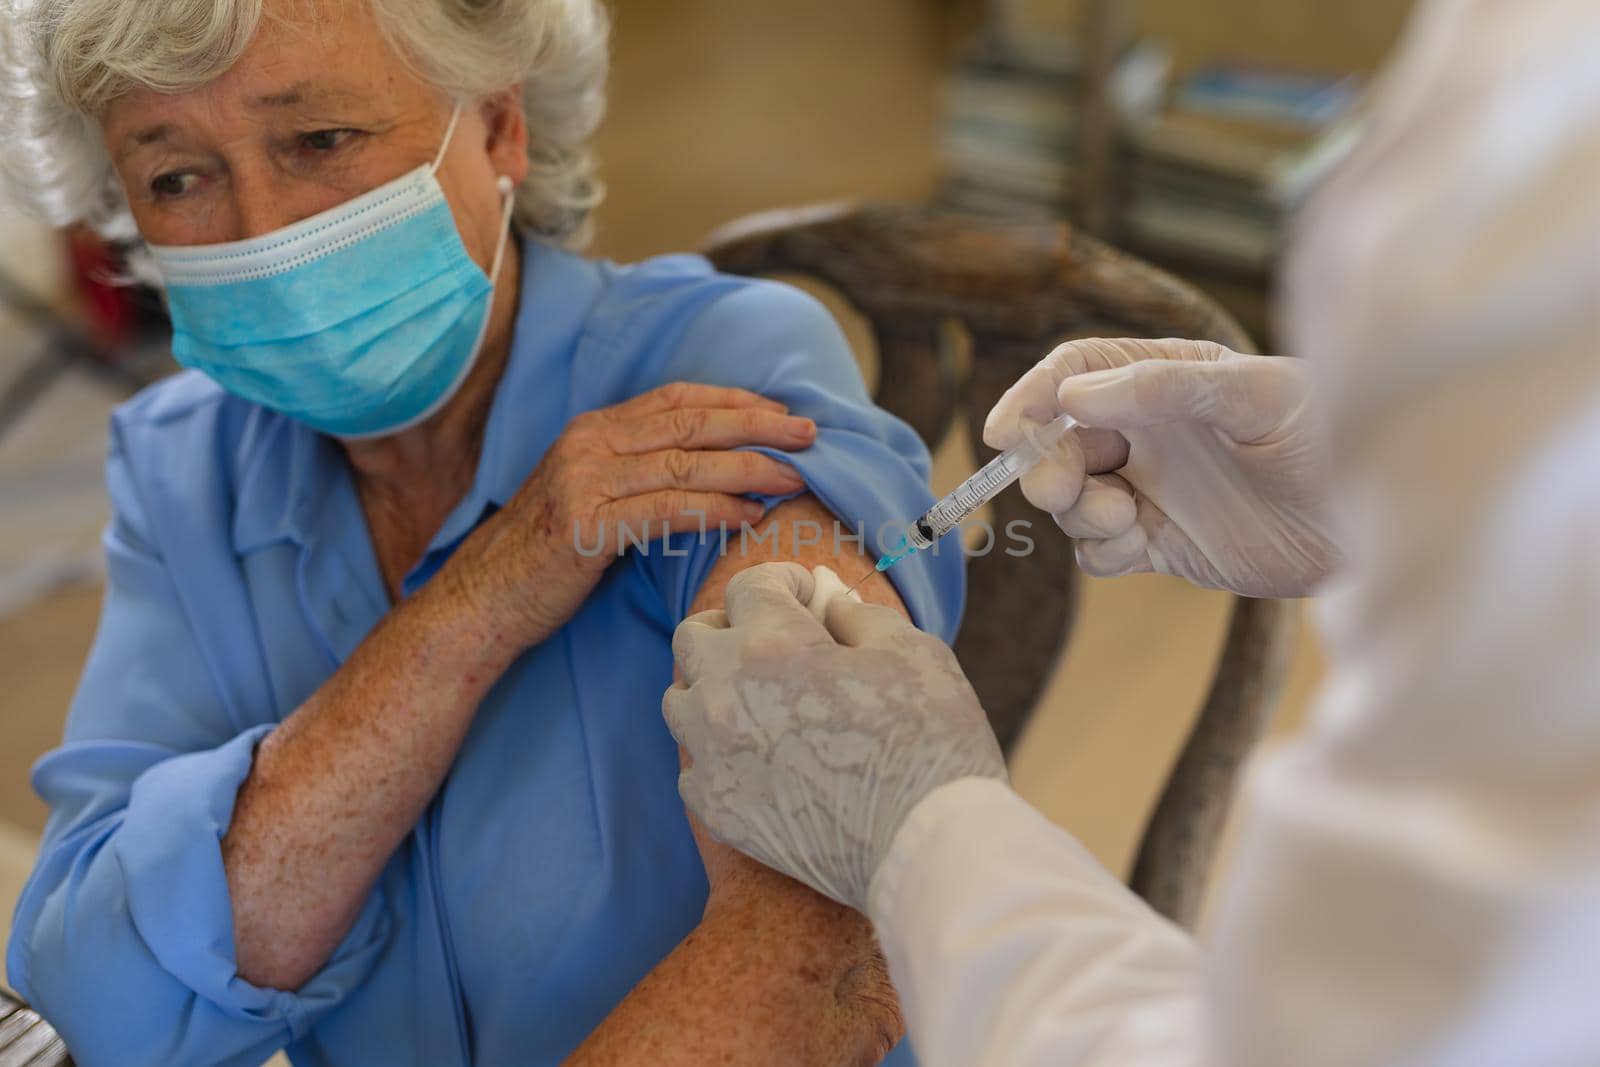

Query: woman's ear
[[481, 86, 530, 186]]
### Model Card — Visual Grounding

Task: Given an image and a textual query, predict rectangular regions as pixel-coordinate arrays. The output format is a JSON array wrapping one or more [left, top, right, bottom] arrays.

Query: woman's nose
[[228, 166, 327, 241], [233, 186, 302, 241]]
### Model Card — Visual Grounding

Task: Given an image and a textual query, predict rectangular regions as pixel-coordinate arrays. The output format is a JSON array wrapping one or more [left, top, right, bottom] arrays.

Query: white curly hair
[[0, 0, 610, 259]]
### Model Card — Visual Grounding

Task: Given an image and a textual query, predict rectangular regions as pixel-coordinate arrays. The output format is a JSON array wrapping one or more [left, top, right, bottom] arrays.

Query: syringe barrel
[[905, 518, 938, 552], [905, 413, 1078, 549]]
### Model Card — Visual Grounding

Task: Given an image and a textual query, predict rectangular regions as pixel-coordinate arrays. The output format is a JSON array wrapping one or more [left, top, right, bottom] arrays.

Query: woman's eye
[[300, 128, 356, 153], [150, 172, 196, 199]]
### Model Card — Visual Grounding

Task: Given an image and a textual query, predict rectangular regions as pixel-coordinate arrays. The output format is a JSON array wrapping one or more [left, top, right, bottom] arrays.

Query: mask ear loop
[[487, 175, 516, 285], [432, 103, 464, 172], [435, 101, 516, 286]]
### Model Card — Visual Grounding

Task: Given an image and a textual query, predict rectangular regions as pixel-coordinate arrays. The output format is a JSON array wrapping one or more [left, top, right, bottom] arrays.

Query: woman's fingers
[[610, 448, 805, 498], [605, 491, 768, 537], [609, 406, 817, 455], [612, 382, 787, 418]]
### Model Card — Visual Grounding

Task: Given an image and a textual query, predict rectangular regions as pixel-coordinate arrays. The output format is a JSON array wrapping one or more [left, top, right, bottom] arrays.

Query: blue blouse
[[6, 240, 963, 1067]]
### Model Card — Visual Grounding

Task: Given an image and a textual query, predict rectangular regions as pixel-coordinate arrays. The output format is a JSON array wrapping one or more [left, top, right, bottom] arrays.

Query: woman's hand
[[447, 383, 814, 648]]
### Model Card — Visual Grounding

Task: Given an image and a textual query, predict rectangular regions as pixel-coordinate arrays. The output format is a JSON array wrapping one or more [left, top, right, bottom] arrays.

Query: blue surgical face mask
[[147, 105, 515, 439]]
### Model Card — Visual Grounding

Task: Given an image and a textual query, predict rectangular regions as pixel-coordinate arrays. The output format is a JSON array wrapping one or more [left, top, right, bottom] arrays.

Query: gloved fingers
[[984, 355, 1071, 451], [985, 336, 1222, 450], [1072, 484, 1200, 577], [1075, 521, 1152, 578], [662, 684, 700, 752], [1217, 355, 1314, 445], [1056, 349, 1301, 443], [1076, 426, 1131, 474], [806, 565, 861, 623], [1019, 429, 1086, 515], [1066, 336, 1228, 372], [676, 766, 713, 828], [722, 562, 832, 645], [665, 684, 757, 769], [1011, 422, 1129, 517], [823, 596, 919, 650], [1135, 494, 1217, 588], [1054, 474, 1138, 539], [680, 608, 729, 632], [671, 609, 732, 686]]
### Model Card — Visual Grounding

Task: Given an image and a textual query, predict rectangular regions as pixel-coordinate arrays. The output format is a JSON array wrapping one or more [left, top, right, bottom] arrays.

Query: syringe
[[847, 412, 1079, 594]]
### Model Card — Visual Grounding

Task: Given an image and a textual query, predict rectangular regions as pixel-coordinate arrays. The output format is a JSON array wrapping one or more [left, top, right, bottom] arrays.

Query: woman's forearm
[[568, 880, 903, 1066], [222, 567, 522, 990]]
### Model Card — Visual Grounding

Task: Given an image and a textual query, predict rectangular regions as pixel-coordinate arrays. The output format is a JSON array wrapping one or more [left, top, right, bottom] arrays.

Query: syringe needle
[[840, 414, 1079, 611]]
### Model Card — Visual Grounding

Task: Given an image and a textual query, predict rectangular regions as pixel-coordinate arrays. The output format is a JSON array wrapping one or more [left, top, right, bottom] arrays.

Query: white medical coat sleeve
[[869, 777, 1205, 1067], [869, 2, 1600, 1065]]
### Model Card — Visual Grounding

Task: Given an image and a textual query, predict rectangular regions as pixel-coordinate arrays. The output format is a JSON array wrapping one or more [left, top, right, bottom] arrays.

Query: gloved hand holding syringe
[[845, 412, 1079, 594]]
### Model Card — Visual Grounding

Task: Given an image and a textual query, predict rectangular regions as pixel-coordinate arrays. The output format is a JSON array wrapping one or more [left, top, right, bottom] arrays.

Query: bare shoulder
[[688, 494, 905, 616]]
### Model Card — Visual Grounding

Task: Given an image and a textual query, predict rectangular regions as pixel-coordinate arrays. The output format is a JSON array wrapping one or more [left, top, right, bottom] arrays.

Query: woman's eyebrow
[[116, 84, 370, 154], [126, 123, 176, 149], [248, 81, 362, 109]]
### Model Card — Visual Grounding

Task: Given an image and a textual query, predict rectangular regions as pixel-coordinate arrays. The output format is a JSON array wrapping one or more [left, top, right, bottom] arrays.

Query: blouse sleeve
[[632, 279, 966, 639], [5, 421, 389, 1067]]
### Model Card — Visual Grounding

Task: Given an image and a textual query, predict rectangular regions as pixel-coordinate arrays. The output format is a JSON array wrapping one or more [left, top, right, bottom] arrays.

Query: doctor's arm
[[568, 495, 911, 1066], [668, 562, 1207, 1067]]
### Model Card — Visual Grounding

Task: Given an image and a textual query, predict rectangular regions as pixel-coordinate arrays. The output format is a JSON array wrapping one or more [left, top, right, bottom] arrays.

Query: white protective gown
[[866, 1, 1600, 1064]]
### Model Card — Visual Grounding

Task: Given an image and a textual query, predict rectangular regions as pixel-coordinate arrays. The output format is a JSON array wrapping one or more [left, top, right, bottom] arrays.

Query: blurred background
[[0, 0, 1418, 967]]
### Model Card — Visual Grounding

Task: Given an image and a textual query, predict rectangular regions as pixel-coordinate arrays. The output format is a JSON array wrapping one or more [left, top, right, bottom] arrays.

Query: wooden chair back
[[0, 986, 70, 1067], [704, 202, 1295, 925]]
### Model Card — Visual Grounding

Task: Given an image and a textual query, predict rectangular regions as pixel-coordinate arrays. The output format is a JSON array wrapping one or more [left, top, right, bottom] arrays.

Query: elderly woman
[[0, 0, 961, 1063]]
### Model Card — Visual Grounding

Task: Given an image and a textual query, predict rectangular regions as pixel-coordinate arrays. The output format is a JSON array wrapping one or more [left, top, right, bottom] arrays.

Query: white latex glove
[[985, 337, 1339, 598], [665, 562, 1007, 912]]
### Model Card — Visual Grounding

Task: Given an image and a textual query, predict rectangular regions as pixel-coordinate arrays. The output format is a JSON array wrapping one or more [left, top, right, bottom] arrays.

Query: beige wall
[[1138, 0, 1415, 75], [591, 0, 957, 263], [590, 0, 1420, 266], [1011, 0, 1416, 75]]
